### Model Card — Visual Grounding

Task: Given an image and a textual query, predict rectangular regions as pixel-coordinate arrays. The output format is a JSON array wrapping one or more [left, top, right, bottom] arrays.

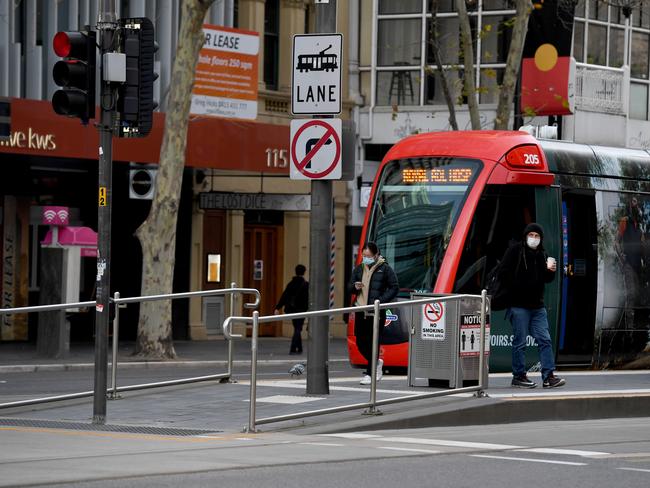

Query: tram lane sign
[[290, 118, 342, 180], [292, 33, 342, 115], [421, 302, 446, 341]]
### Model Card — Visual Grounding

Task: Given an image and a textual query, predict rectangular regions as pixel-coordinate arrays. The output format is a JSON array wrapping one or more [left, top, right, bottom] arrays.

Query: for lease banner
[[191, 25, 259, 120]]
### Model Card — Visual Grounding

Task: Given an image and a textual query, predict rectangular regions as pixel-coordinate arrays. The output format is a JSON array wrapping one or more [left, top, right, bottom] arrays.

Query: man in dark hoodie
[[499, 223, 566, 389], [274, 264, 309, 354]]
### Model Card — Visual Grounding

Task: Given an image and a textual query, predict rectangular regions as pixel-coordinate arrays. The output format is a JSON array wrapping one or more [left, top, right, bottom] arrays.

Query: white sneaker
[[360, 374, 371, 385], [377, 359, 384, 381]]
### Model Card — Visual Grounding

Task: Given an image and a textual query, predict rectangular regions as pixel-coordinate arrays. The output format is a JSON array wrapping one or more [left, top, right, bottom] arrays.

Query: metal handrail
[[224, 291, 489, 433], [0, 284, 261, 410]]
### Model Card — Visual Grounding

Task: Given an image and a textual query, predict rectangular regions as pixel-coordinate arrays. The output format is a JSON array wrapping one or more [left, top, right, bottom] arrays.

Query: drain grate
[[0, 418, 221, 436]]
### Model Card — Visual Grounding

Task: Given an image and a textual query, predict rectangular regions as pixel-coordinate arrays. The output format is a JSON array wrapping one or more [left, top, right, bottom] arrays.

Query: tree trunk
[[134, 0, 214, 358], [456, 0, 481, 130], [494, 0, 533, 130], [429, 0, 459, 131]]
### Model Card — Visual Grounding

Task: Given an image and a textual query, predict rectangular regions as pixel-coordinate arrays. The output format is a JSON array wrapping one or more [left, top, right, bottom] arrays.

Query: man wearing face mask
[[348, 242, 399, 385], [499, 223, 566, 389]]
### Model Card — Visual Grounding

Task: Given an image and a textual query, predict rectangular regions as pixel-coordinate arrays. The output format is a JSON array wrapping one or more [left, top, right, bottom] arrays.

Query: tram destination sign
[[292, 33, 342, 115]]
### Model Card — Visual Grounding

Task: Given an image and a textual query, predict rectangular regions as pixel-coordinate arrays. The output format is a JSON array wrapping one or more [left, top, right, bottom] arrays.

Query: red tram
[[348, 131, 650, 372]]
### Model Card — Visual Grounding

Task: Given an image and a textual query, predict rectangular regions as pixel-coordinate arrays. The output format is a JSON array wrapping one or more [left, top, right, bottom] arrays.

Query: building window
[[630, 83, 649, 119], [264, 0, 279, 90]]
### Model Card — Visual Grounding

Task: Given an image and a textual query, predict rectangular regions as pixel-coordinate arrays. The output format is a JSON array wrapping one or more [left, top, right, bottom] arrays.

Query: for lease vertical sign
[[191, 25, 259, 120]]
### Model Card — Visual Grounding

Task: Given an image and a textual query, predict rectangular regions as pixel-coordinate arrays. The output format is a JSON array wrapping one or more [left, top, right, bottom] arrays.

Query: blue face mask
[[362, 256, 375, 266]]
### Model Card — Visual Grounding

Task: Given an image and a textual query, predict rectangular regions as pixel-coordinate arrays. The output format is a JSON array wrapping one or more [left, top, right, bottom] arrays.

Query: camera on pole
[[117, 17, 158, 138], [51, 30, 97, 124]]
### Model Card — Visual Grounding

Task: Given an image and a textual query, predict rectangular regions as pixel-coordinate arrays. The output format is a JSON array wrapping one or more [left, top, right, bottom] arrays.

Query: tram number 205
[[524, 153, 540, 165]]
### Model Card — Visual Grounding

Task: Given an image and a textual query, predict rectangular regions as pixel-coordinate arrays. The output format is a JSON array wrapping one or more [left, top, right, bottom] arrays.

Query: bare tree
[[494, 0, 533, 129], [429, 0, 459, 130], [428, 0, 533, 130], [134, 0, 215, 358], [456, 0, 482, 130]]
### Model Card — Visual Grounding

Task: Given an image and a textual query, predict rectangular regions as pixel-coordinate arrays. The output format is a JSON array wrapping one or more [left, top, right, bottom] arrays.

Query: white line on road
[[617, 467, 650, 473], [298, 442, 345, 447], [471, 454, 588, 466], [380, 437, 523, 450], [377, 447, 441, 454], [320, 433, 383, 439], [518, 448, 610, 458]]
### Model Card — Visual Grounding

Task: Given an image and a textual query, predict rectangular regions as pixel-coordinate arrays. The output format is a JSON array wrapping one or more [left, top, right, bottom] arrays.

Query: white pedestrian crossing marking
[[377, 447, 441, 454], [320, 433, 382, 439], [519, 448, 610, 458], [380, 437, 523, 450], [471, 454, 588, 466]]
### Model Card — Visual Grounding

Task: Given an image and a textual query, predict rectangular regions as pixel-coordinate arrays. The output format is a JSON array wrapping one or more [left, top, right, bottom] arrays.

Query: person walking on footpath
[[498, 223, 566, 389], [348, 242, 399, 385], [274, 264, 309, 355]]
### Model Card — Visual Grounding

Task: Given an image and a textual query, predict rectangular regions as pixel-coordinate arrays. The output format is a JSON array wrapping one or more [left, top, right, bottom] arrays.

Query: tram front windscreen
[[366, 157, 482, 293]]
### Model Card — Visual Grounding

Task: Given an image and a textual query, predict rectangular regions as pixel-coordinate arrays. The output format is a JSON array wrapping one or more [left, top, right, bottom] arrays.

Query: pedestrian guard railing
[[224, 290, 489, 433], [0, 283, 260, 410]]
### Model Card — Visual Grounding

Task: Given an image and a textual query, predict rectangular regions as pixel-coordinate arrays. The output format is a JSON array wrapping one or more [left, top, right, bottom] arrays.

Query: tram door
[[558, 191, 598, 365]]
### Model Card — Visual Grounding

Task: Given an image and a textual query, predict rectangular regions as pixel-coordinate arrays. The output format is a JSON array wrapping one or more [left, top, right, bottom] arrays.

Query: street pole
[[93, 0, 117, 424], [307, 0, 337, 395]]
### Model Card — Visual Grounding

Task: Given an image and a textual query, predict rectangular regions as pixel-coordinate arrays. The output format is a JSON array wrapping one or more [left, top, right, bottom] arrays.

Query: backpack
[[485, 260, 508, 311]]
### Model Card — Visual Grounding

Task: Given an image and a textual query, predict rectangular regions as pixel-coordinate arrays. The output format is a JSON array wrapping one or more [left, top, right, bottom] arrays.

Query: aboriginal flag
[[520, 0, 576, 116]]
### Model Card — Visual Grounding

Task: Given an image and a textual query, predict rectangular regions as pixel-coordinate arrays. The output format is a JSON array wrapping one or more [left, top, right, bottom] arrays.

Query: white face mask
[[527, 236, 541, 249]]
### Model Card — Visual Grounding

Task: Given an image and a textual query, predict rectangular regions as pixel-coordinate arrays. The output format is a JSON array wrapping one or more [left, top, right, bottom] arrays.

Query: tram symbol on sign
[[296, 45, 338, 72]]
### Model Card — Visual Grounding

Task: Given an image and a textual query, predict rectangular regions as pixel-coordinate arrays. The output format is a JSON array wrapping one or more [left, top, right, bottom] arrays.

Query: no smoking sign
[[290, 118, 342, 180]]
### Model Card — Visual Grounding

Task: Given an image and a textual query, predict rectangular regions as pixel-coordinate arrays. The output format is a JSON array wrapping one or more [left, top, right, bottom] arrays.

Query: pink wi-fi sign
[[41, 206, 70, 226]]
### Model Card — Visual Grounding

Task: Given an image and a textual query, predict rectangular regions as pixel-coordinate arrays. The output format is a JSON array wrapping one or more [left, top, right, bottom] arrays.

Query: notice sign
[[459, 314, 490, 357], [290, 118, 342, 180], [292, 34, 342, 115], [191, 25, 259, 120], [421, 302, 445, 341]]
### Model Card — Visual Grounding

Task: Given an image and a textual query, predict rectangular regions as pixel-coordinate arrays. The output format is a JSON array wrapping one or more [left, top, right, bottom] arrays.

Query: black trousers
[[354, 311, 385, 374], [290, 318, 305, 353]]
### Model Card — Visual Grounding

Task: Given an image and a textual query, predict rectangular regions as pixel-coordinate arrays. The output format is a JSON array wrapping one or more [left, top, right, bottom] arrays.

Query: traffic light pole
[[306, 0, 337, 395], [93, 0, 117, 425]]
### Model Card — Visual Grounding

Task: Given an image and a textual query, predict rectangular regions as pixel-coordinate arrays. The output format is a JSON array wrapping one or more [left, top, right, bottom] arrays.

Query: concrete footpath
[[0, 338, 649, 435]]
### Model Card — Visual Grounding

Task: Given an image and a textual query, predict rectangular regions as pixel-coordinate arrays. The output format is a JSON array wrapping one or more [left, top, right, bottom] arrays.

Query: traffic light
[[117, 17, 158, 138], [51, 30, 96, 123]]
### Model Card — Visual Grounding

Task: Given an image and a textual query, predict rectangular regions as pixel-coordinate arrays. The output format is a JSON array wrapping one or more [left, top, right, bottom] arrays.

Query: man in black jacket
[[348, 242, 399, 385], [499, 223, 565, 389], [274, 264, 309, 354]]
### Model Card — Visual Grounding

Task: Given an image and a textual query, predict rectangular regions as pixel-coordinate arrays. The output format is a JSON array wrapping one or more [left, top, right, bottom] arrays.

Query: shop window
[[378, 19, 421, 66], [609, 27, 625, 67], [588, 0, 608, 21], [480, 15, 514, 64], [631, 31, 650, 79], [377, 70, 420, 106], [426, 17, 461, 65], [424, 68, 461, 105], [572, 21, 585, 63], [479, 67, 504, 104], [428, 0, 456, 13], [379, 0, 422, 14], [264, 0, 279, 90], [633, 4, 650, 28], [630, 83, 649, 120], [586, 23, 607, 65]]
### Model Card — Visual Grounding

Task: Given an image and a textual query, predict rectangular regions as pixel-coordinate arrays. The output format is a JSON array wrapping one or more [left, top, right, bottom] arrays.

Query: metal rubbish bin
[[407, 293, 490, 389]]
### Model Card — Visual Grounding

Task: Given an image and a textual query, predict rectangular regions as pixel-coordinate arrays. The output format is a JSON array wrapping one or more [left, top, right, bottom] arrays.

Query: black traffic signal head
[[117, 17, 158, 138], [51, 31, 96, 123]]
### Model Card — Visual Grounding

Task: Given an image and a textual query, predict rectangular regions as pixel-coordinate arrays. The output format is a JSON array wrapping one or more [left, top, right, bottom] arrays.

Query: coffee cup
[[546, 256, 556, 270]]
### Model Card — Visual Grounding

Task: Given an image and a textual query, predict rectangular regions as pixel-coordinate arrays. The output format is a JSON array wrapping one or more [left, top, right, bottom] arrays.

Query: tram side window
[[453, 186, 536, 294]]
